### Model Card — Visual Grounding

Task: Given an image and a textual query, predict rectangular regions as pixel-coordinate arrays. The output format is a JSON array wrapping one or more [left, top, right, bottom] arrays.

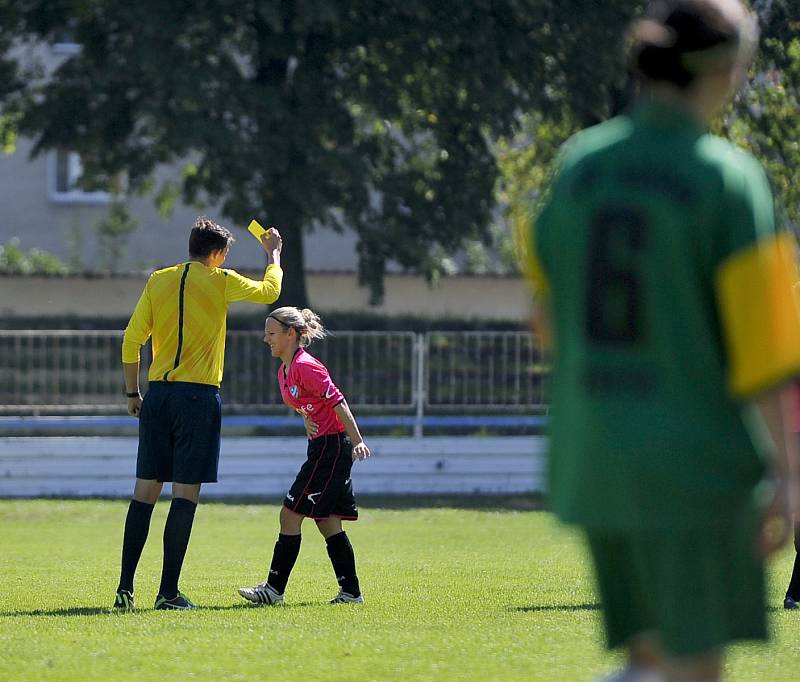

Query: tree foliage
[[1, 1, 797, 306], [0, 0, 634, 306], [95, 202, 139, 271], [0, 238, 69, 275], [499, 0, 800, 266], [719, 2, 800, 229]]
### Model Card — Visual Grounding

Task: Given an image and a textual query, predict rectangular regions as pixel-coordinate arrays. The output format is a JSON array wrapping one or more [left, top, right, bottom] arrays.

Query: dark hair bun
[[636, 42, 693, 87]]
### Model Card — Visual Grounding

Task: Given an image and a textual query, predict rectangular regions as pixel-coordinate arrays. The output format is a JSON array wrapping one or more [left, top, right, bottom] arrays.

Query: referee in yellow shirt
[[114, 216, 283, 610]]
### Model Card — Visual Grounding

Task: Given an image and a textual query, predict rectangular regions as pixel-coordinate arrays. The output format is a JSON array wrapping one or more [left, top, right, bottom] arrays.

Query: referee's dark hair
[[189, 216, 234, 258]]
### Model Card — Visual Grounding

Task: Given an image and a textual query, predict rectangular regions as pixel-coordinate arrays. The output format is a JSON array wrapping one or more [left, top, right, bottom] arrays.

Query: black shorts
[[136, 381, 222, 484], [283, 432, 358, 520]]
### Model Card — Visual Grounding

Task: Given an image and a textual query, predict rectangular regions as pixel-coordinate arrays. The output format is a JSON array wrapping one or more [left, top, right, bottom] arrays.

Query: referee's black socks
[[787, 523, 800, 601], [268, 533, 302, 594], [325, 531, 361, 597], [158, 497, 197, 599], [118, 499, 155, 594], [788, 553, 800, 601]]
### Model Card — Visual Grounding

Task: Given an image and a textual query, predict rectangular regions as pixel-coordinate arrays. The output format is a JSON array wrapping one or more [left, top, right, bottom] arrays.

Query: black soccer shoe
[[154, 591, 196, 610], [113, 589, 135, 610]]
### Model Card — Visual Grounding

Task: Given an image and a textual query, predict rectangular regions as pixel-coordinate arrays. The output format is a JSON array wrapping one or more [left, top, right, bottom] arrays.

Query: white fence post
[[414, 333, 426, 438]]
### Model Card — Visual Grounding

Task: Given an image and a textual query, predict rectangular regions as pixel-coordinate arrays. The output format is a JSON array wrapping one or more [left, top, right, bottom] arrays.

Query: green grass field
[[1, 499, 799, 681]]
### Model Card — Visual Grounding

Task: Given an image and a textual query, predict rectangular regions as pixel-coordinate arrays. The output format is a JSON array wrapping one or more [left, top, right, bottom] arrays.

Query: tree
[[95, 201, 139, 271], [719, 1, 800, 229], [499, 0, 800, 254], [4, 2, 795, 309], [0, 0, 648, 307], [0, 1, 23, 155]]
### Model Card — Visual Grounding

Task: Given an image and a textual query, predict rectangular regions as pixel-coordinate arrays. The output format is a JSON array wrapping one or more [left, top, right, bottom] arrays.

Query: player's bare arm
[[123, 361, 143, 418], [301, 413, 319, 439], [754, 385, 800, 558], [333, 400, 370, 461]]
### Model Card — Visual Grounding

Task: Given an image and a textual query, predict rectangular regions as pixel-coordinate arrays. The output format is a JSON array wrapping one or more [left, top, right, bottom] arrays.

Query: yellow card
[[247, 219, 267, 241]]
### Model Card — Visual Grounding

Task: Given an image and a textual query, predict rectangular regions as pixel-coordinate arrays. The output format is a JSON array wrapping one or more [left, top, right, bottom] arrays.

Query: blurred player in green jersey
[[518, 1, 800, 680]]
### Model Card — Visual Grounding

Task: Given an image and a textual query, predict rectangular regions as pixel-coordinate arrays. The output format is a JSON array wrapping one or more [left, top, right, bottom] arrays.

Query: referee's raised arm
[[225, 227, 283, 304]]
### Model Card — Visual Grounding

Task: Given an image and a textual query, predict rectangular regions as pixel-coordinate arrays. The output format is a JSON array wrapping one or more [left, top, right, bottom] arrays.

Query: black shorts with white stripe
[[283, 432, 358, 520]]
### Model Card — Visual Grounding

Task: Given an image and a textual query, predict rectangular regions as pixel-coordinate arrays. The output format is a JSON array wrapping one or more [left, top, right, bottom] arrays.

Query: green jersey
[[527, 100, 800, 530]]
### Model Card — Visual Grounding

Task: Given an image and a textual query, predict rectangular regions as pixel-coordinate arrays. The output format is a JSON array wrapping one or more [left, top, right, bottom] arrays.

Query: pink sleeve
[[300, 361, 344, 405]]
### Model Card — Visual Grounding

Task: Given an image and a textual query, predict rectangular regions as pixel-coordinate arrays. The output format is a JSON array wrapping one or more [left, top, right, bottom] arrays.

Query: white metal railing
[[424, 331, 547, 409], [0, 330, 548, 416]]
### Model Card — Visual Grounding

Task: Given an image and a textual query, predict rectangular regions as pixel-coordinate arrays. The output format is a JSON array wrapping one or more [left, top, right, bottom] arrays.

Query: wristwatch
[[125, 391, 141, 398]]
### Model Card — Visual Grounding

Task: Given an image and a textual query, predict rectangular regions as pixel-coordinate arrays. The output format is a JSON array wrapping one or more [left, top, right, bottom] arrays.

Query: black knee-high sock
[[158, 497, 197, 598], [787, 554, 800, 600], [267, 533, 302, 594], [787, 523, 800, 600], [117, 499, 155, 593], [325, 531, 360, 597]]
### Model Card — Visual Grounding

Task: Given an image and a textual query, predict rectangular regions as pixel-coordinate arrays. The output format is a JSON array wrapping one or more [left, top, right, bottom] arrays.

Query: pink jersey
[[278, 347, 345, 437]]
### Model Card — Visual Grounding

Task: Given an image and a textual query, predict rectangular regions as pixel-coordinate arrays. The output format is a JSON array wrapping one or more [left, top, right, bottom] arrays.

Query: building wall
[[0, 271, 531, 321]]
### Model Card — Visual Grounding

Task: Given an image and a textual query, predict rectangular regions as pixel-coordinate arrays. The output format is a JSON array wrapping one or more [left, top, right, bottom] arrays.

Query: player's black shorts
[[136, 381, 222, 484], [283, 432, 358, 520]]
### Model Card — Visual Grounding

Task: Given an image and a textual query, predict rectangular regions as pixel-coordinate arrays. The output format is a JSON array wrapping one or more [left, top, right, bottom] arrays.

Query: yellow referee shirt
[[122, 262, 283, 386]]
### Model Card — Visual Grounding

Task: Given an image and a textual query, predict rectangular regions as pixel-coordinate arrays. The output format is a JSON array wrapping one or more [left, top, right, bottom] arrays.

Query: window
[[47, 150, 113, 204], [51, 41, 81, 56], [51, 30, 81, 56]]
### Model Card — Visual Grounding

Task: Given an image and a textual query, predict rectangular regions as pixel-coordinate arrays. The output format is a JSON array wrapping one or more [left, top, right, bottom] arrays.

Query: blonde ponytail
[[268, 306, 327, 347]]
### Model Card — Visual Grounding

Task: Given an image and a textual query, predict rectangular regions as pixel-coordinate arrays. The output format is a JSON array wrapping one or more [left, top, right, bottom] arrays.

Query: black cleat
[[113, 589, 135, 610], [154, 591, 196, 610], [784, 596, 799, 610]]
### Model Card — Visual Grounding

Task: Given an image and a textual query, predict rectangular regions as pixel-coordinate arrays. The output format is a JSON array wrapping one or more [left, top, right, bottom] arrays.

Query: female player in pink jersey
[[238, 307, 371, 605]]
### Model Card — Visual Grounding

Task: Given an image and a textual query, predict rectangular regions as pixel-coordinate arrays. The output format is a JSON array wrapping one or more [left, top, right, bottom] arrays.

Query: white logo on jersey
[[324, 386, 336, 399], [286, 493, 295, 502], [289, 385, 299, 398], [307, 491, 321, 504]]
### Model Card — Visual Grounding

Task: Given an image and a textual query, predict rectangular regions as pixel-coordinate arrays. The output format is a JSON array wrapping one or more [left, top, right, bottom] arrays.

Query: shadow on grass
[[0, 606, 114, 618], [0, 602, 329, 618], [509, 603, 601, 613], [203, 601, 326, 610]]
